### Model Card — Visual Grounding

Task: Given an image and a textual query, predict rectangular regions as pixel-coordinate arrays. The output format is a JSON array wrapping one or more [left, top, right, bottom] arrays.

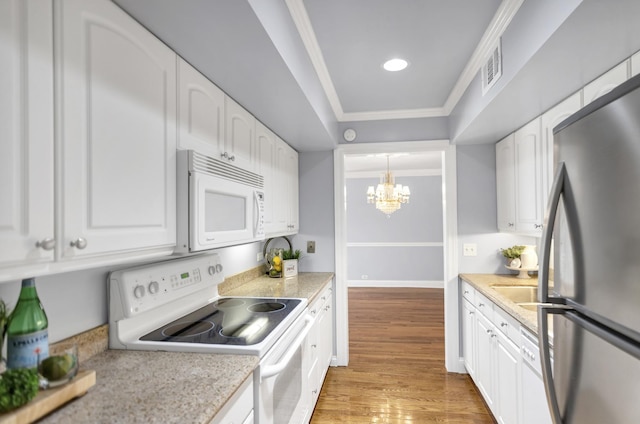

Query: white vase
[[520, 245, 538, 269]]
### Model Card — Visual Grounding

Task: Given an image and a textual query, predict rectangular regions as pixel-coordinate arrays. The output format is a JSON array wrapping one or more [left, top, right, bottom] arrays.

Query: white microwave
[[176, 150, 265, 253]]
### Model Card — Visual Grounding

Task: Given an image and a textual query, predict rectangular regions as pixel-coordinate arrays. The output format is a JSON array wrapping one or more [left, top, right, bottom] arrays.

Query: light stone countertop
[[39, 351, 258, 424], [459, 273, 541, 336], [37, 271, 334, 424], [219, 272, 335, 304]]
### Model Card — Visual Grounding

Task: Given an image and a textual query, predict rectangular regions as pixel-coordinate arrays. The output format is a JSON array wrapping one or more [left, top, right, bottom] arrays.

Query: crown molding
[[286, 0, 524, 122]]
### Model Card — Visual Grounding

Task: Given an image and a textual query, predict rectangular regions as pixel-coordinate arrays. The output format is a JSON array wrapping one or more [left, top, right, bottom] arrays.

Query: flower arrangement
[[500, 245, 526, 260]]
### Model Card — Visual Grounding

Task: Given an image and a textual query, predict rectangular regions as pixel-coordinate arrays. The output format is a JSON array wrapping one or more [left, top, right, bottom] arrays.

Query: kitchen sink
[[491, 285, 538, 303]]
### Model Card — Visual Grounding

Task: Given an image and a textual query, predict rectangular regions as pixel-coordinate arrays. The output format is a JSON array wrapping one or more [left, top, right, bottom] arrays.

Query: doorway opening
[[333, 141, 462, 372]]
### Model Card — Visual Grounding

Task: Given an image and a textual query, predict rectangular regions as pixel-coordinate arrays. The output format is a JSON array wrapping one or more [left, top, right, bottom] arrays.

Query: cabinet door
[[317, 287, 333, 375], [178, 58, 225, 156], [583, 61, 629, 105], [56, 0, 177, 260], [0, 1, 54, 269], [285, 144, 299, 233], [513, 118, 543, 233], [495, 134, 516, 232], [540, 92, 582, 214], [225, 97, 256, 171], [476, 313, 496, 413], [462, 299, 477, 378], [256, 122, 278, 234], [495, 332, 520, 424]]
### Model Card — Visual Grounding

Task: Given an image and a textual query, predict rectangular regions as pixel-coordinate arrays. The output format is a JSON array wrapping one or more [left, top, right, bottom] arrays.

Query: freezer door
[[550, 310, 640, 424], [553, 77, 640, 339]]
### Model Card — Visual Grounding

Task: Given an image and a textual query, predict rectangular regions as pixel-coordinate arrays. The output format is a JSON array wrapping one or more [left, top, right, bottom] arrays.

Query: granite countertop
[[38, 271, 334, 424], [220, 272, 335, 305], [459, 273, 541, 336], [39, 351, 258, 424]]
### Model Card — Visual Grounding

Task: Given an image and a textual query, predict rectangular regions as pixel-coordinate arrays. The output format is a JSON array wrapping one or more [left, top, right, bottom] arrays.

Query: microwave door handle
[[261, 315, 314, 379]]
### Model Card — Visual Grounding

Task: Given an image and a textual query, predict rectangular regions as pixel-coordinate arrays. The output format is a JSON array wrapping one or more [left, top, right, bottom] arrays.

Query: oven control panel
[[109, 253, 224, 319]]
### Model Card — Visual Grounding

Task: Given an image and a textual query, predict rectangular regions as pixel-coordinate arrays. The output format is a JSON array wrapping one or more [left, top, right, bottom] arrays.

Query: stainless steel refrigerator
[[538, 74, 640, 424]]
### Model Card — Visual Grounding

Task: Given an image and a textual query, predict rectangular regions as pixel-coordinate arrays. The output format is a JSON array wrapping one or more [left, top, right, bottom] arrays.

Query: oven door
[[190, 171, 264, 251], [257, 314, 314, 424]]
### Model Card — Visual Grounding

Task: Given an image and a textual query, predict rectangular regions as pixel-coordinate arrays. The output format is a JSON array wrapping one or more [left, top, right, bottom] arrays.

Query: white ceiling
[[298, 0, 502, 120]]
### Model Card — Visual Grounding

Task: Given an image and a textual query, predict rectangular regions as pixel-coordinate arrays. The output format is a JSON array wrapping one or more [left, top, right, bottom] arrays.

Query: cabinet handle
[[479, 302, 485, 307], [500, 322, 508, 327], [468, 311, 474, 315], [508, 222, 514, 227], [70, 237, 87, 249], [229, 155, 235, 162], [35, 238, 55, 251], [486, 329, 492, 334], [220, 152, 228, 159], [535, 224, 543, 229]]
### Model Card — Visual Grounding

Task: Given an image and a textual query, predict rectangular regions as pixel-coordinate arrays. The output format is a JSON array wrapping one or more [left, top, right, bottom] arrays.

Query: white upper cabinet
[[496, 118, 544, 235], [513, 118, 544, 234], [583, 60, 629, 105], [540, 92, 582, 213], [177, 58, 225, 156], [256, 122, 279, 234], [496, 134, 516, 232], [56, 0, 176, 260], [225, 96, 257, 171], [285, 144, 300, 233], [0, 1, 55, 270], [256, 123, 299, 237]]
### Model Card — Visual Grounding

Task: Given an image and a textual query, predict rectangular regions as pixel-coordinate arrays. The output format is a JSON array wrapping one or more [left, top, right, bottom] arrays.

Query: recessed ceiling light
[[383, 58, 408, 72]]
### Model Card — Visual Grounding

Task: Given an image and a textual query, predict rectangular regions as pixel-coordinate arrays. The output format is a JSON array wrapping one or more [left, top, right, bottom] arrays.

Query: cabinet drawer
[[461, 281, 475, 302], [493, 306, 520, 344], [474, 291, 493, 320]]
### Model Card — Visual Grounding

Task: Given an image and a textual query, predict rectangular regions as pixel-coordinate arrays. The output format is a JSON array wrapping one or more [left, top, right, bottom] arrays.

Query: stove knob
[[148, 281, 159, 294], [208, 266, 216, 275], [133, 284, 145, 299], [215, 264, 223, 273]]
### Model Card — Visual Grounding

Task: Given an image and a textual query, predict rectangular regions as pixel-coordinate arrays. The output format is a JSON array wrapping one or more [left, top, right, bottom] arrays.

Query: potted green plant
[[500, 245, 526, 267], [281, 249, 302, 278]]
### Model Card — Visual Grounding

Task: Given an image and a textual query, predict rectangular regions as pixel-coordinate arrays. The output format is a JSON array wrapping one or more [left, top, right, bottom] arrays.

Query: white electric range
[[108, 253, 314, 424]]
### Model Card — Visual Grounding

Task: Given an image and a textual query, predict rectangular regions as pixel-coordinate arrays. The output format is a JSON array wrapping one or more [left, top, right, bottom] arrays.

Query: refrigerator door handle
[[538, 304, 565, 424], [539, 162, 566, 304], [538, 304, 640, 424]]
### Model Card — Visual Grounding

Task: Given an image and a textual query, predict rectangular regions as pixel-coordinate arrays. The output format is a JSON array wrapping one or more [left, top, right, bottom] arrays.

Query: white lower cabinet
[[519, 329, 552, 424], [209, 375, 254, 424], [306, 282, 334, 412], [461, 281, 552, 424]]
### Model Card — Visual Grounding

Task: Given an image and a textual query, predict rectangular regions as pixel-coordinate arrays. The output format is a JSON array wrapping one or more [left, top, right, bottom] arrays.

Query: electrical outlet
[[463, 243, 478, 257], [257, 252, 264, 262], [307, 240, 316, 254]]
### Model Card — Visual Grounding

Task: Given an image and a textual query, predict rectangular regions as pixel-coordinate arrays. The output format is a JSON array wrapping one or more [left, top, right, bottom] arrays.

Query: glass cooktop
[[140, 297, 302, 346]]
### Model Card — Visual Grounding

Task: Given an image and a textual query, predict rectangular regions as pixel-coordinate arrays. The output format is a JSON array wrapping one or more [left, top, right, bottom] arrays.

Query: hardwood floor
[[310, 287, 495, 424]]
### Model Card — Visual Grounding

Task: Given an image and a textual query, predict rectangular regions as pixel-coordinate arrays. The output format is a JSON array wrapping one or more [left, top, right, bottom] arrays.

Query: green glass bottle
[[6, 278, 49, 369]]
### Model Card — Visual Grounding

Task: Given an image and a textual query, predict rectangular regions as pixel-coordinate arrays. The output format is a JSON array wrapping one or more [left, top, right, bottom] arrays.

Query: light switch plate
[[463, 243, 478, 257], [307, 241, 316, 254]]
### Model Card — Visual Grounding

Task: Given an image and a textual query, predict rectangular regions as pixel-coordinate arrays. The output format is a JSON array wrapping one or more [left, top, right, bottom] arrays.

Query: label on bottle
[[7, 329, 49, 369]]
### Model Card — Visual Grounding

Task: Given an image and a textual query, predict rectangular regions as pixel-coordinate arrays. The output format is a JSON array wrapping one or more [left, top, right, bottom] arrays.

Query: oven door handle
[[261, 315, 314, 379]]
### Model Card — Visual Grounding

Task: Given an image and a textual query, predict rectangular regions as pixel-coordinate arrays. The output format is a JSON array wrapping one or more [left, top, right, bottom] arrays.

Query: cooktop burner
[[140, 297, 302, 346]]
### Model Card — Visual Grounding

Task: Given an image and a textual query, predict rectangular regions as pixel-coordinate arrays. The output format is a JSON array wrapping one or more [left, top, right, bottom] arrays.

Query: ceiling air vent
[[482, 40, 502, 95]]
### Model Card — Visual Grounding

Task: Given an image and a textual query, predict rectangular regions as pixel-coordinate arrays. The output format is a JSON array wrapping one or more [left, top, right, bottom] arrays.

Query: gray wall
[[456, 144, 536, 273], [346, 175, 444, 285], [292, 151, 335, 272]]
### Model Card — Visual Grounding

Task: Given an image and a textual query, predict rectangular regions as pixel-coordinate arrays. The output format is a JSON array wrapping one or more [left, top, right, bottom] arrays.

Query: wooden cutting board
[[0, 369, 96, 424]]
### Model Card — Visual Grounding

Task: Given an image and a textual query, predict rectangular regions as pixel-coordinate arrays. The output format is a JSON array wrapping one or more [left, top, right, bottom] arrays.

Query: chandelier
[[366, 156, 410, 216]]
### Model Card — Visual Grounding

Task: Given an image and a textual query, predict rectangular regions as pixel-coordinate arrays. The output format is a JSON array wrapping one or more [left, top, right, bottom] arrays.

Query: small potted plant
[[500, 245, 526, 268], [281, 249, 302, 278]]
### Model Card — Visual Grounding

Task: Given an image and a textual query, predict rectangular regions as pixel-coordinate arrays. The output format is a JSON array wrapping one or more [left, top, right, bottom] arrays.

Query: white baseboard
[[347, 280, 444, 289]]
